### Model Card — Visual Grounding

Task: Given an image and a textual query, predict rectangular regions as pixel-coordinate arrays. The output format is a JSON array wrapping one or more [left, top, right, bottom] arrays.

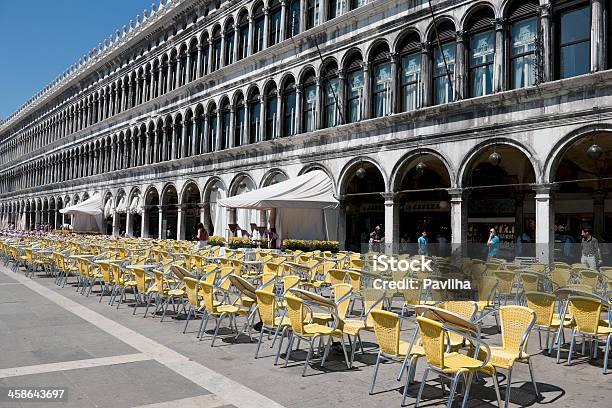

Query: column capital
[[420, 42, 431, 53], [447, 188, 468, 200], [455, 30, 466, 42], [494, 18, 506, 31], [538, 3, 552, 18], [381, 192, 396, 203], [532, 183, 555, 197]]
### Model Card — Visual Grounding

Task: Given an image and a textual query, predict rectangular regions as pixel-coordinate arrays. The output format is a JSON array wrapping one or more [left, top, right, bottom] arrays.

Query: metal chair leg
[[183, 306, 193, 334], [528, 359, 540, 398], [504, 368, 513, 408], [284, 332, 295, 367], [255, 325, 265, 358], [604, 334, 611, 374], [211, 313, 227, 347], [447, 374, 459, 408], [492, 369, 503, 408], [302, 338, 315, 376], [567, 329, 577, 366], [415, 367, 429, 408], [461, 372, 474, 408], [274, 327, 287, 365], [369, 352, 382, 395]]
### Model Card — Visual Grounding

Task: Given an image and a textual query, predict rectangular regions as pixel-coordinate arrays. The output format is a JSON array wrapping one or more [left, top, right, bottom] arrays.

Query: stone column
[[171, 125, 178, 160], [153, 129, 160, 163], [449, 188, 468, 255], [454, 31, 465, 101], [315, 78, 323, 130], [181, 122, 189, 158], [534, 184, 554, 265], [126, 211, 133, 237], [390, 52, 399, 114], [295, 86, 303, 134], [259, 95, 267, 141], [421, 42, 431, 107], [338, 70, 346, 124], [202, 115, 210, 152], [539, 3, 552, 82], [362, 62, 371, 120], [196, 46, 203, 78], [247, 18, 254, 56], [158, 205, 164, 239], [167, 58, 174, 92], [207, 39, 214, 74], [280, 0, 287, 41], [299, 0, 306, 33], [275, 90, 283, 138], [141, 207, 148, 238], [233, 24, 240, 63], [220, 33, 226, 67], [382, 192, 399, 255], [110, 143, 116, 171], [228, 106, 236, 148], [592, 0, 605, 72], [127, 81, 134, 109], [176, 55, 182, 88], [158, 64, 164, 95], [112, 211, 119, 236], [494, 19, 505, 92], [176, 205, 184, 240], [263, 7, 270, 49], [145, 131, 152, 165], [185, 53, 192, 83], [216, 110, 223, 149]]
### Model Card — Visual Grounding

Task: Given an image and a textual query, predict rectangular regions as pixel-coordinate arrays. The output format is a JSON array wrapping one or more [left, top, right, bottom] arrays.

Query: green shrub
[[208, 235, 226, 246], [282, 239, 339, 253]]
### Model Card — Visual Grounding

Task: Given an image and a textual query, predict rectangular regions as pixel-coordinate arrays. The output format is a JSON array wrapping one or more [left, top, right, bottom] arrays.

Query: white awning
[[115, 196, 128, 214], [219, 170, 338, 210], [104, 199, 113, 219], [60, 193, 103, 216], [129, 196, 141, 214]]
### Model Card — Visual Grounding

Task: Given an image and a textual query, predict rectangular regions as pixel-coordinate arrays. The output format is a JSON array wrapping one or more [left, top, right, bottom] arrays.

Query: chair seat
[[475, 301, 495, 311], [122, 280, 137, 287], [488, 346, 526, 370], [597, 326, 612, 336], [341, 319, 366, 336], [398, 341, 425, 357], [274, 316, 291, 327], [168, 289, 185, 297], [312, 312, 333, 323], [303, 323, 342, 337], [443, 352, 490, 374], [216, 304, 249, 315]]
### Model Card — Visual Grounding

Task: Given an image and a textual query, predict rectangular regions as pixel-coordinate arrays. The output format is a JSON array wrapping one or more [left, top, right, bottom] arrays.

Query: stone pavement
[[0, 266, 610, 408]]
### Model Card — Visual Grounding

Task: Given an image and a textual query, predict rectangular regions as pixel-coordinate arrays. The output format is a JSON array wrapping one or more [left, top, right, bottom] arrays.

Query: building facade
[[0, 0, 611, 261]]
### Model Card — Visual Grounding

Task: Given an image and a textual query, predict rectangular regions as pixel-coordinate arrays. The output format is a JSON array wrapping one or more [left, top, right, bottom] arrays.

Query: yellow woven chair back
[[261, 273, 277, 293], [347, 270, 361, 293], [263, 262, 281, 275], [371, 309, 401, 356], [132, 268, 148, 293], [110, 263, 124, 285], [199, 282, 217, 312], [153, 270, 168, 293], [399, 279, 422, 306], [577, 270, 599, 288], [552, 268, 571, 288], [255, 290, 277, 327], [362, 288, 384, 328], [485, 262, 502, 273], [282, 275, 300, 292], [231, 259, 244, 275], [327, 269, 347, 286], [192, 255, 204, 268], [525, 291, 555, 326], [331, 283, 352, 318], [416, 316, 446, 368], [499, 306, 535, 354], [479, 276, 498, 302], [183, 277, 201, 308], [519, 272, 540, 292], [284, 293, 306, 335], [568, 296, 602, 334], [220, 258, 232, 267], [440, 301, 478, 321], [218, 266, 234, 290], [349, 258, 363, 270], [554, 262, 570, 270]]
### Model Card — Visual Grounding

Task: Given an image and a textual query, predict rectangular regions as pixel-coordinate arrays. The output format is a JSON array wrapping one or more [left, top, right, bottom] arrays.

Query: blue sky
[[0, 0, 150, 120]]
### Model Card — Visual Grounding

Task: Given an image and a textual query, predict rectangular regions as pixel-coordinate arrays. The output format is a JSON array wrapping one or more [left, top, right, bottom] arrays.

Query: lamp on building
[[355, 164, 366, 179], [211, 184, 218, 192], [586, 143, 603, 160], [488, 149, 501, 166], [415, 161, 427, 176], [439, 200, 449, 210]]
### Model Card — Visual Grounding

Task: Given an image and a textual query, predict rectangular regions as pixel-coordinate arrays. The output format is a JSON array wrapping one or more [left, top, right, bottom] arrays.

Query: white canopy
[[218, 170, 338, 210], [60, 193, 104, 232], [129, 196, 142, 214], [60, 193, 103, 216], [104, 199, 113, 219]]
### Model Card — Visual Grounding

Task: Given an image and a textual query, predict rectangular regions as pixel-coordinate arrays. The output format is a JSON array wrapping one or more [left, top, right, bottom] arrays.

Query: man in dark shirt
[[580, 228, 602, 270]]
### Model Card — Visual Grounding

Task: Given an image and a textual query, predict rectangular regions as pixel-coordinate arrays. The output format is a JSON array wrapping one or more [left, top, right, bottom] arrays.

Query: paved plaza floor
[[0, 266, 610, 408]]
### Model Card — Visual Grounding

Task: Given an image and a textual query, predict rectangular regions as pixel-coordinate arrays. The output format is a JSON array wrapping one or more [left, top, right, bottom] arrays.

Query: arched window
[[248, 89, 261, 143], [269, 1, 282, 46], [398, 32, 421, 112], [345, 53, 365, 123], [306, 0, 320, 30], [370, 43, 392, 118], [302, 70, 317, 133], [430, 21, 456, 105], [224, 20, 235, 66], [322, 61, 339, 128], [350, 0, 366, 10], [194, 107, 205, 155], [282, 77, 297, 137], [287, 0, 300, 38], [467, 8, 495, 97], [189, 41, 198, 81], [200, 34, 210, 76], [160, 57, 168, 94], [169, 52, 178, 91], [164, 120, 173, 161], [555, 1, 590, 79], [208, 103, 218, 151], [234, 94, 245, 146], [265, 84, 278, 140], [220, 99, 231, 150], [211, 26, 222, 71], [253, 3, 265, 53], [237, 12, 249, 60], [179, 46, 188, 86], [507, 0, 538, 89]]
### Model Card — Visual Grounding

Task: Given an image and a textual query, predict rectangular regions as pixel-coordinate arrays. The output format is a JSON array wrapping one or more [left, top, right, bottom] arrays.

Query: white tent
[[219, 170, 339, 242], [115, 196, 128, 214], [60, 193, 104, 232], [129, 195, 143, 214], [104, 199, 113, 219]]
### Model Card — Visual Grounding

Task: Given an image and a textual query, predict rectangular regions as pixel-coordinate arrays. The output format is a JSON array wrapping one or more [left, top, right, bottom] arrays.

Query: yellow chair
[[327, 268, 347, 286], [369, 309, 425, 404], [494, 270, 518, 304], [439, 301, 478, 349], [567, 296, 612, 374], [484, 306, 539, 408], [552, 268, 571, 289], [415, 315, 501, 408], [197, 281, 250, 346], [524, 291, 572, 353], [182, 276, 203, 334], [109, 263, 138, 309], [148, 270, 186, 321], [254, 289, 291, 363], [283, 292, 347, 376], [476, 276, 500, 327], [131, 267, 153, 315]]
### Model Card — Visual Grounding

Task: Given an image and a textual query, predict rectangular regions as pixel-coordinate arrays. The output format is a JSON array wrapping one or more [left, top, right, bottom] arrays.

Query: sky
[[0, 0, 151, 120]]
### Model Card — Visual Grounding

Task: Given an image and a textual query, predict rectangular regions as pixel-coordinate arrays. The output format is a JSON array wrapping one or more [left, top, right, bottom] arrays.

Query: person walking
[[487, 228, 500, 260], [417, 230, 429, 256], [580, 227, 601, 270], [196, 222, 208, 249]]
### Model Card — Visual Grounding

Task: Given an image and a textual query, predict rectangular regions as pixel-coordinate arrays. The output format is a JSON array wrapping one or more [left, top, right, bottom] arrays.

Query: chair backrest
[[498, 306, 535, 356], [416, 316, 445, 367], [110, 263, 123, 285], [282, 275, 301, 292], [371, 309, 401, 356], [284, 293, 306, 335], [153, 270, 167, 292], [578, 270, 599, 288], [199, 281, 216, 312], [331, 283, 352, 318], [327, 269, 347, 286], [519, 272, 540, 292], [217, 266, 234, 290], [493, 271, 515, 294], [552, 268, 571, 288], [255, 289, 277, 327], [183, 277, 200, 308], [132, 268, 148, 292], [485, 262, 502, 273], [529, 263, 546, 273], [440, 301, 478, 321], [347, 270, 361, 292], [525, 291, 555, 326], [568, 296, 603, 334], [350, 258, 363, 270], [479, 276, 499, 302], [263, 262, 281, 275], [260, 272, 277, 293]]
